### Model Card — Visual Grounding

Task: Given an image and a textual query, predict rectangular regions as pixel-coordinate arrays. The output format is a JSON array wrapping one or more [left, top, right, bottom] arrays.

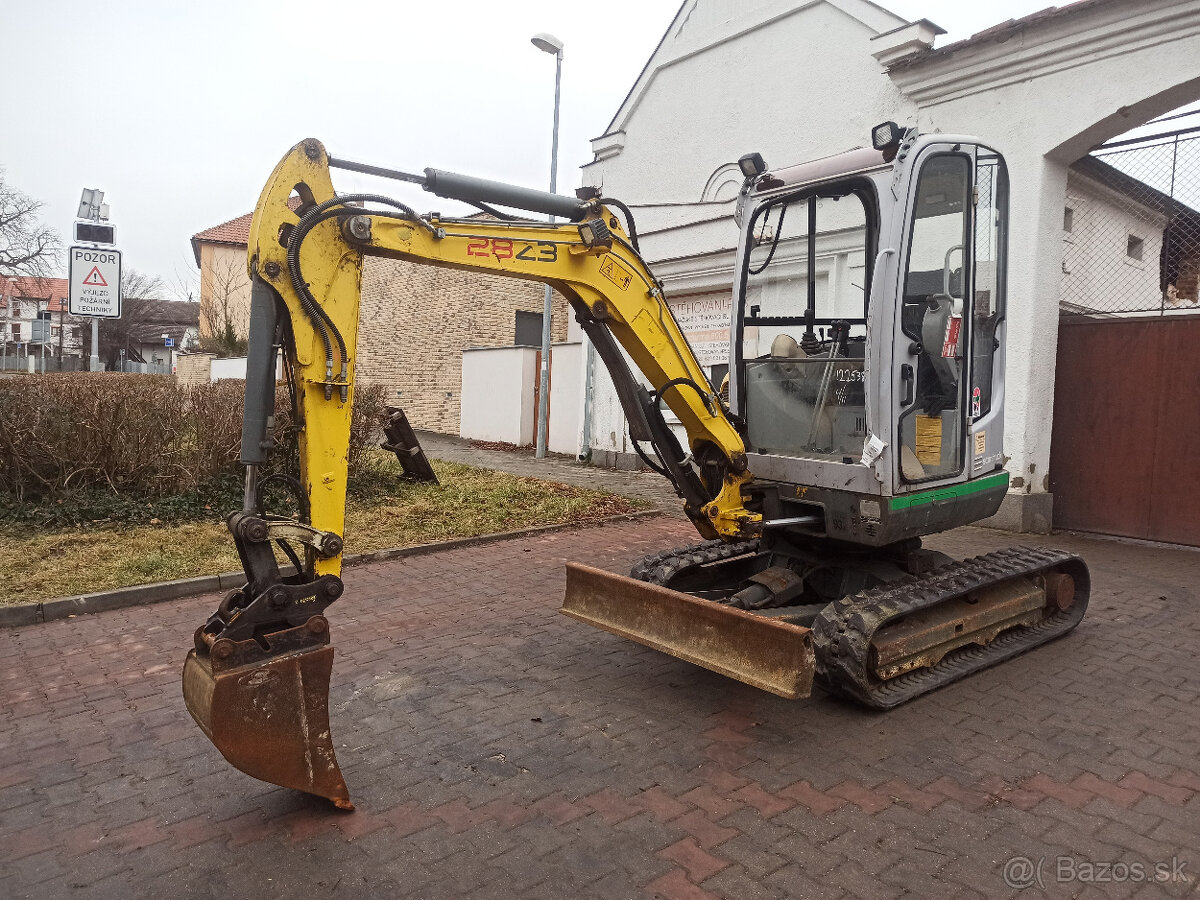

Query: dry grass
[[0, 457, 646, 605]]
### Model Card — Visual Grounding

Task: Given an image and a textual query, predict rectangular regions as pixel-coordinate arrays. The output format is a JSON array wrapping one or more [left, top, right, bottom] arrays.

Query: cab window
[[739, 184, 874, 461]]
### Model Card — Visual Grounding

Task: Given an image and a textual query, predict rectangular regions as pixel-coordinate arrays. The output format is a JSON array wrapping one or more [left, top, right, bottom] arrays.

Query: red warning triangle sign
[[82, 266, 108, 287]]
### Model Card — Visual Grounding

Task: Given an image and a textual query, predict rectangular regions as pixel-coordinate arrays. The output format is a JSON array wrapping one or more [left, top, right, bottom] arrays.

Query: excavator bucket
[[561, 563, 815, 699], [182, 627, 352, 809]]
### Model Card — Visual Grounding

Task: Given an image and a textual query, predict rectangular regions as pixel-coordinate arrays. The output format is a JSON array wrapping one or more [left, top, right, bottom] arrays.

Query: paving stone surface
[[2, 516, 1198, 899]]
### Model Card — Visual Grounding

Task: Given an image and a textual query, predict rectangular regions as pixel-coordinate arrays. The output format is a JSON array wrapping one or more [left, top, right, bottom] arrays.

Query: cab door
[[893, 145, 975, 487], [892, 143, 1008, 490]]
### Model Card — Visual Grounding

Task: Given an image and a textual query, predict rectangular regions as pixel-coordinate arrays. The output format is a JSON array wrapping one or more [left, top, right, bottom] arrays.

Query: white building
[[0, 276, 84, 369], [575, 0, 1200, 534]]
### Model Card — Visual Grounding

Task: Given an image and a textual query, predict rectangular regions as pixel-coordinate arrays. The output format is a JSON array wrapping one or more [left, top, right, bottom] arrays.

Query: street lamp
[[532, 31, 563, 459]]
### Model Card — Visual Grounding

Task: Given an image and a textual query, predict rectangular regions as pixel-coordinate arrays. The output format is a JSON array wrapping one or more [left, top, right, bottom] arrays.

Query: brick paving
[[2, 517, 1199, 898]]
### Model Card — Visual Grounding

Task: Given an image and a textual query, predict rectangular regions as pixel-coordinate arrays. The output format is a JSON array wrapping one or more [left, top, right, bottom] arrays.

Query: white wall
[[886, 0, 1200, 517], [210, 356, 248, 381], [207, 355, 284, 382], [581, 0, 912, 466], [548, 342, 583, 455], [585, 0, 906, 216], [1061, 170, 1167, 314], [460, 346, 537, 445]]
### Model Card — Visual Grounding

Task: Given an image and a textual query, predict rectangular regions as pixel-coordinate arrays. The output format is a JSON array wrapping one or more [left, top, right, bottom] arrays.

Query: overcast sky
[[0, 1, 1092, 296]]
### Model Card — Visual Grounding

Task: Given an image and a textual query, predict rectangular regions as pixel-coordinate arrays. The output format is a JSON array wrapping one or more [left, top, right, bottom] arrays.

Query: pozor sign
[[69, 246, 122, 318]]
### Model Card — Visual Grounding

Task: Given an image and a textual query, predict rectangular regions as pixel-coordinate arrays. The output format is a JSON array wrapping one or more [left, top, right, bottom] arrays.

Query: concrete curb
[[0, 508, 663, 628]]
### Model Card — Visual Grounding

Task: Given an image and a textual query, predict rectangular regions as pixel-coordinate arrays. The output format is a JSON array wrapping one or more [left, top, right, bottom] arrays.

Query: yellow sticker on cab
[[914, 414, 942, 467]]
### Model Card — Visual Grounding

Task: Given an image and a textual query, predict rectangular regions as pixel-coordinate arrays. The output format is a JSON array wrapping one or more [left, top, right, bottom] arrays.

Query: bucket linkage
[[182, 511, 353, 809]]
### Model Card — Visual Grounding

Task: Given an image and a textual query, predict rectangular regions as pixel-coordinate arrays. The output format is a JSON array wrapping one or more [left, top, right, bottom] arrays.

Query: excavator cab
[[727, 130, 1011, 536], [562, 128, 1085, 708]]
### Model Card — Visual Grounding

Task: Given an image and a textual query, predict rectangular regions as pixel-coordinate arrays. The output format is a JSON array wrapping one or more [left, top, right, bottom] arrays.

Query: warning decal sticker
[[599, 256, 633, 291]]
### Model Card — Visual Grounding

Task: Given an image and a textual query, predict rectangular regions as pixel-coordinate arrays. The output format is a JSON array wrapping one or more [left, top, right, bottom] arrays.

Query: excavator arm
[[183, 139, 784, 808], [259, 138, 756, 539]]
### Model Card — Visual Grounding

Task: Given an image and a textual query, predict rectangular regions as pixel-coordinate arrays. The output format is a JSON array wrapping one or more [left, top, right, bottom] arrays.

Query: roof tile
[[190, 197, 303, 265], [1, 275, 71, 311]]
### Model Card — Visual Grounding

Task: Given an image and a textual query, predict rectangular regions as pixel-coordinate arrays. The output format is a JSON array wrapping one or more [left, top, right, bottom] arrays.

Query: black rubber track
[[809, 546, 1090, 709], [630, 539, 761, 588]]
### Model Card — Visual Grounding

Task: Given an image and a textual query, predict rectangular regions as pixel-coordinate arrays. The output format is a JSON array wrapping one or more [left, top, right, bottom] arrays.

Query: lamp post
[[531, 31, 563, 459]]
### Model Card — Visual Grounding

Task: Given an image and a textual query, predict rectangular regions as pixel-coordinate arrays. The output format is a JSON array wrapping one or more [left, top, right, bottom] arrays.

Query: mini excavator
[[183, 128, 1088, 808]]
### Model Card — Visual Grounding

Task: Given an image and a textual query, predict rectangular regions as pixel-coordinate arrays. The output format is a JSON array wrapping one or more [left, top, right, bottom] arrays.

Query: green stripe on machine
[[890, 472, 1010, 511]]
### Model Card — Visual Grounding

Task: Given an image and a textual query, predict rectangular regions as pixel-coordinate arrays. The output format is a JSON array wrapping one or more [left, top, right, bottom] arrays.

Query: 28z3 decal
[[466, 238, 558, 263]]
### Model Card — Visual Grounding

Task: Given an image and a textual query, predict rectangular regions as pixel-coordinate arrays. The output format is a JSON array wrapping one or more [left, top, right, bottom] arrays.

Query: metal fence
[[1061, 125, 1200, 316], [0, 356, 170, 375], [115, 360, 171, 375], [0, 355, 89, 373]]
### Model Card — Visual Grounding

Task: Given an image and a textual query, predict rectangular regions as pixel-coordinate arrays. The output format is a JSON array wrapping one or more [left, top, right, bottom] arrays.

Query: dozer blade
[[561, 563, 815, 699], [182, 628, 352, 809]]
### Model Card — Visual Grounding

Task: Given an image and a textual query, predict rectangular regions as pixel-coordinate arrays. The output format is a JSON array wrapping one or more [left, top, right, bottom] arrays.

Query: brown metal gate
[[1050, 316, 1200, 545]]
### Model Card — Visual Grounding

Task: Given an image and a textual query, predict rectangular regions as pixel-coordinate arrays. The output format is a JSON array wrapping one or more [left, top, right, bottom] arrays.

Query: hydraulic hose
[[285, 193, 428, 384], [602, 197, 640, 253], [748, 201, 787, 276]]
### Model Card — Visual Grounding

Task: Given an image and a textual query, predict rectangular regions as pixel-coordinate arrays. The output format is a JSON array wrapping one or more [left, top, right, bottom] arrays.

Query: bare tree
[[0, 168, 62, 278], [199, 252, 249, 357], [170, 265, 200, 304], [121, 268, 166, 302]]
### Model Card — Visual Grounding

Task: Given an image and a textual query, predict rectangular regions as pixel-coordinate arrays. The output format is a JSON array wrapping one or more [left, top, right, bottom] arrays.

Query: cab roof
[[752, 146, 892, 196]]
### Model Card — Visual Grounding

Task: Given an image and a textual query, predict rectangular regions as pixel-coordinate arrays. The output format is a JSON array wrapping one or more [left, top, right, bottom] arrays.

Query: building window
[[514, 310, 542, 347], [12, 324, 20, 340], [1127, 234, 1144, 261], [1063, 207, 1074, 232]]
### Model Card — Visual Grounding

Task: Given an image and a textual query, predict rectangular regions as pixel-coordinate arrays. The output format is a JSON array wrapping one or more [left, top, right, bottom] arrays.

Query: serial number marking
[[466, 238, 558, 263]]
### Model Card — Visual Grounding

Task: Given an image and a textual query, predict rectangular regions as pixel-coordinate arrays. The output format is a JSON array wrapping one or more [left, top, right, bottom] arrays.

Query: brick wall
[[356, 257, 568, 433], [194, 237, 570, 434]]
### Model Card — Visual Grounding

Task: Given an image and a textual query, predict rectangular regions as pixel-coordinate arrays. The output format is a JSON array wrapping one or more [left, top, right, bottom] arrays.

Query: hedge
[[0, 373, 387, 503]]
